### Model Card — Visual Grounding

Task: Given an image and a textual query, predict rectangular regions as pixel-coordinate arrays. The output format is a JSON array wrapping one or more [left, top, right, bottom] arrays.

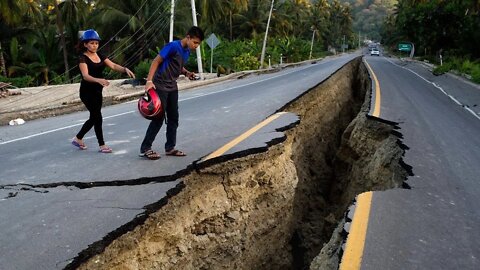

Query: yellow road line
[[364, 60, 381, 117], [203, 112, 287, 161], [339, 60, 381, 269], [340, 191, 373, 270]]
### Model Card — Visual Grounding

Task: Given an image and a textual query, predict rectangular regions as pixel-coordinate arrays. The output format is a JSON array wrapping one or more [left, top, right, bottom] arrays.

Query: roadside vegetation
[[0, 0, 355, 88], [381, 0, 480, 83]]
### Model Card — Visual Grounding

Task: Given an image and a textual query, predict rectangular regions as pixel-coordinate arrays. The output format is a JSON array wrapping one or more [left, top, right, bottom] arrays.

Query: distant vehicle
[[370, 48, 380, 56]]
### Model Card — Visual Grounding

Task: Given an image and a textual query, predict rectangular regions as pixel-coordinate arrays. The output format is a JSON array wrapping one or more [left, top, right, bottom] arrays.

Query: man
[[140, 26, 204, 160]]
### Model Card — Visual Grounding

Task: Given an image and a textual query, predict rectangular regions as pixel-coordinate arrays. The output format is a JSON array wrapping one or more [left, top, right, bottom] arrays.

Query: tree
[[225, 0, 249, 40], [326, 0, 353, 50], [52, 0, 70, 81], [8, 27, 63, 85], [235, 0, 270, 39], [0, 0, 42, 77], [386, 0, 480, 58], [92, 0, 171, 67]]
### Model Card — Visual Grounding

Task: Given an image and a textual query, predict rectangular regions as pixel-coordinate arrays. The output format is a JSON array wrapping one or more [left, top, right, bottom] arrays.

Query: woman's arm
[[79, 63, 109, 86], [104, 58, 135, 78]]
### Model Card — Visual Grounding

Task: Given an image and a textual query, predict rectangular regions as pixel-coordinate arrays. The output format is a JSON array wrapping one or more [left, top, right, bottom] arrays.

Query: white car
[[370, 48, 380, 56]]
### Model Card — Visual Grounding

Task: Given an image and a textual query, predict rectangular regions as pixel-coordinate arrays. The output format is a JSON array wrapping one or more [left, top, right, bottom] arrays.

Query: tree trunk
[[54, 0, 70, 82], [0, 42, 7, 77]]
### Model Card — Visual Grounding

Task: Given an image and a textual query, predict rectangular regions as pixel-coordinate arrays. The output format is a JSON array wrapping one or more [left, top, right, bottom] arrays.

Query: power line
[[1, 0, 171, 108], [98, 0, 152, 51], [116, 16, 171, 69], [105, 1, 170, 61]]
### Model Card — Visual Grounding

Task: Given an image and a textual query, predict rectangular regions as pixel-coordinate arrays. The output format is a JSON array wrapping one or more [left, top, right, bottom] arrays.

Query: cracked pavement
[[0, 54, 358, 269]]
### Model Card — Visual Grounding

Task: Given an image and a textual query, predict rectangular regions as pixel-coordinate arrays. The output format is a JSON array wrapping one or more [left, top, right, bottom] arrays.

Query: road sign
[[206, 33, 221, 73], [398, 43, 412, 52], [206, 33, 220, 49]]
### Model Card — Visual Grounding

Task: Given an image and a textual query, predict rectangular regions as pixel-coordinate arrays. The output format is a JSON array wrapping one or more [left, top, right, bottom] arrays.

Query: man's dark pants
[[140, 89, 179, 153]]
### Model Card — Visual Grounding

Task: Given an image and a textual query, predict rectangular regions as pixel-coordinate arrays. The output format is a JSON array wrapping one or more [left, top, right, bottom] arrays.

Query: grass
[[432, 57, 480, 83]]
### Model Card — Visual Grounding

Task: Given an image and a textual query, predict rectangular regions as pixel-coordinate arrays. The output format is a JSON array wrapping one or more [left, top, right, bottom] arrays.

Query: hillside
[[341, 0, 397, 41]]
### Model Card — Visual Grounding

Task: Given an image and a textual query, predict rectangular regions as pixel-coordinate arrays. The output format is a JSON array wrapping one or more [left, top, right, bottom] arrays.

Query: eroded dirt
[[74, 58, 410, 270]]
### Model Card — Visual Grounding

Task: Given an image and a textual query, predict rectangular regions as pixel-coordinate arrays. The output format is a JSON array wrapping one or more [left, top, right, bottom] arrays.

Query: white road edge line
[[0, 111, 135, 145], [1, 62, 325, 146], [385, 58, 480, 121]]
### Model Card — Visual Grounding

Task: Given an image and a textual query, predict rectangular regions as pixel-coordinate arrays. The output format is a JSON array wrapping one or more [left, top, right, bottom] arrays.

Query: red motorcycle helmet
[[138, 88, 163, 120]]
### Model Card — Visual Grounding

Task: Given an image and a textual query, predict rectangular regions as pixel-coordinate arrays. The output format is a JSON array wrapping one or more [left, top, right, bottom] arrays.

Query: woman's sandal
[[72, 138, 87, 150], [139, 149, 160, 160], [99, 146, 113, 153], [165, 149, 186, 157]]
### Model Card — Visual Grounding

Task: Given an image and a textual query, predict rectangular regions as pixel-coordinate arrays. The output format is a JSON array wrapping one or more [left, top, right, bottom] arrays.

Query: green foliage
[[344, 0, 396, 41], [383, 0, 480, 59], [432, 57, 480, 84], [460, 60, 476, 75], [203, 39, 260, 71], [233, 53, 260, 71], [134, 59, 152, 80], [49, 72, 81, 85], [103, 68, 124, 80], [433, 63, 452, 76], [471, 66, 480, 84], [2, 0, 355, 85], [273, 37, 312, 63], [0, 75, 34, 88]]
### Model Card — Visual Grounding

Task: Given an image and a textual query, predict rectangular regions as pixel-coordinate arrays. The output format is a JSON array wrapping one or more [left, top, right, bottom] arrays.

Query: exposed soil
[[73, 58, 410, 270]]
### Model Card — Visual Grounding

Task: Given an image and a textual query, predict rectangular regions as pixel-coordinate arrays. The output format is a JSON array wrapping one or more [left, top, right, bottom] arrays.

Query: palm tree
[[0, 0, 28, 77], [52, 0, 70, 81], [8, 27, 64, 85], [0, 0, 27, 25], [0, 0, 43, 77], [235, 0, 270, 39], [92, 0, 171, 66], [0, 26, 8, 77], [327, 0, 353, 50], [225, 0, 249, 40], [197, 0, 249, 40], [309, 0, 330, 47], [199, 0, 225, 32]]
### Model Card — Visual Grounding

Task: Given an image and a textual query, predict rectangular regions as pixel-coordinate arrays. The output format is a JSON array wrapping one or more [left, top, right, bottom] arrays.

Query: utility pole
[[358, 31, 360, 49], [190, 0, 204, 78], [169, 0, 175, 42], [309, 28, 316, 60], [260, 0, 274, 69]]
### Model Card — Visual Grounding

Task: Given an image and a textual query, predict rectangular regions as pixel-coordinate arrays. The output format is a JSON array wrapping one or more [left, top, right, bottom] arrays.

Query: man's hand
[[186, 71, 198, 80], [145, 80, 155, 90]]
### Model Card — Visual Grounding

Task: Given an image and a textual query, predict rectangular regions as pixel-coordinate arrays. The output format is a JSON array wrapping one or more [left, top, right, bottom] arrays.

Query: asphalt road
[[0, 54, 358, 269], [358, 55, 480, 269]]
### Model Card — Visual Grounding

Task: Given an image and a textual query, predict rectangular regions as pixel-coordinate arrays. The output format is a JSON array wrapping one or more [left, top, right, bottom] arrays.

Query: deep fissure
[[76, 57, 411, 270]]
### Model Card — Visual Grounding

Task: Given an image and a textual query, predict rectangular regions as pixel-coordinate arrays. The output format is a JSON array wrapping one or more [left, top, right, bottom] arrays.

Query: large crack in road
[[58, 57, 413, 269]]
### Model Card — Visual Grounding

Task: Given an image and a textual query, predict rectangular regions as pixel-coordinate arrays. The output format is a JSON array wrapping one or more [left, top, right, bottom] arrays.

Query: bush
[[134, 59, 152, 79], [104, 68, 124, 80], [433, 62, 452, 75], [233, 53, 260, 71], [0, 75, 34, 88], [201, 39, 261, 73], [471, 65, 480, 83], [433, 57, 480, 84], [460, 59, 475, 74], [49, 72, 74, 85]]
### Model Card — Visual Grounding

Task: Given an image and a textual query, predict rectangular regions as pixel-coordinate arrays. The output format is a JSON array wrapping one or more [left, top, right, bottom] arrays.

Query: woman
[[72, 29, 135, 153]]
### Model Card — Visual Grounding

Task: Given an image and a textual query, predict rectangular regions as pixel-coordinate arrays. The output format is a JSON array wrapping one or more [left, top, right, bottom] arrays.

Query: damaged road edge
[[70, 57, 412, 270]]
